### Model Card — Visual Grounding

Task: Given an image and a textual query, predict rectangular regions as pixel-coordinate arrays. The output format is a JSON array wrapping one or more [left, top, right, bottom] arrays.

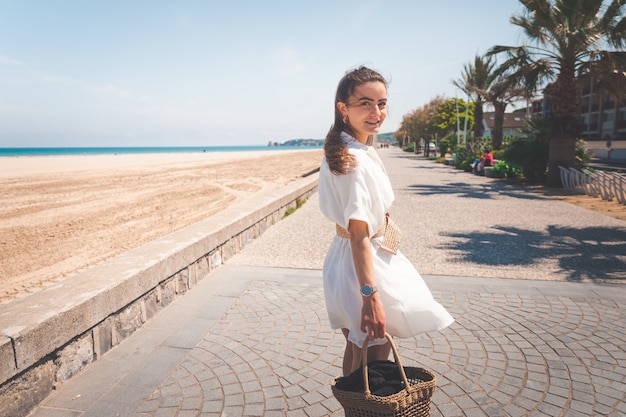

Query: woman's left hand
[[361, 293, 386, 340]]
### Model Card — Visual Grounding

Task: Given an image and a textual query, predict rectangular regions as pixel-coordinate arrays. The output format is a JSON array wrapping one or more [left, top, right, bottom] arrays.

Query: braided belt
[[335, 214, 402, 255]]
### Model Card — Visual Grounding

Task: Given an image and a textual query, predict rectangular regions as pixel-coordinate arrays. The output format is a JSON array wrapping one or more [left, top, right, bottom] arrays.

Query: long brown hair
[[324, 66, 388, 175]]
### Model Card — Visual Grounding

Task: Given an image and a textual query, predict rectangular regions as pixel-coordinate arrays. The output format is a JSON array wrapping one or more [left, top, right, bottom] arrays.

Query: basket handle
[[361, 332, 410, 396]]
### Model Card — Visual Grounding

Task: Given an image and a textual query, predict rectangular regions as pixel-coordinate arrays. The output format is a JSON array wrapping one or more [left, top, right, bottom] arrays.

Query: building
[[532, 73, 626, 141], [481, 111, 526, 139], [578, 73, 626, 141]]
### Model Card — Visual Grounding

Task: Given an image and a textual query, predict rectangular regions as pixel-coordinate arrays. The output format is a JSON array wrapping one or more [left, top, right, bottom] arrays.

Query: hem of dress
[[333, 316, 455, 348]]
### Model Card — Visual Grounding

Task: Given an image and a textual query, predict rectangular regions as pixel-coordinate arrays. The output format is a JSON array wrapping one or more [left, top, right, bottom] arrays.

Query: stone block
[[0, 361, 54, 417], [208, 250, 222, 271], [0, 336, 16, 383], [112, 303, 144, 346], [175, 269, 189, 295], [160, 277, 177, 307], [7, 309, 83, 373], [222, 238, 240, 261], [93, 317, 113, 359], [196, 256, 209, 281], [55, 333, 94, 383], [186, 264, 196, 289], [142, 290, 160, 322]]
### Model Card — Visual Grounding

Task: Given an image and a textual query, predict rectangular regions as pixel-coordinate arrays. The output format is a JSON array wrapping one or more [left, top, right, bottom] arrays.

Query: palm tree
[[486, 79, 518, 151], [488, 0, 626, 187], [453, 54, 498, 147], [472, 71, 526, 151]]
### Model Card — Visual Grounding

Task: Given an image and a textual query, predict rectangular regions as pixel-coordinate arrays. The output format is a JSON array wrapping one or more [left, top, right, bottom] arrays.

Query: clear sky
[[0, 0, 527, 147]]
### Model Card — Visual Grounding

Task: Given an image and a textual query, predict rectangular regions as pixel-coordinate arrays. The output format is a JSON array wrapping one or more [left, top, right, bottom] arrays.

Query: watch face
[[361, 285, 373, 296]]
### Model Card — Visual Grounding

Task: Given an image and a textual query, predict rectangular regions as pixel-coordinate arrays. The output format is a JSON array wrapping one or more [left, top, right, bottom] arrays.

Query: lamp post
[[456, 92, 461, 145], [463, 92, 470, 146]]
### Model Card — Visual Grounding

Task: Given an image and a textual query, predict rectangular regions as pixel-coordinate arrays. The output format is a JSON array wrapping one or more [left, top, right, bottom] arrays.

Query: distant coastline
[[268, 138, 324, 147], [0, 144, 322, 157], [267, 133, 396, 148]]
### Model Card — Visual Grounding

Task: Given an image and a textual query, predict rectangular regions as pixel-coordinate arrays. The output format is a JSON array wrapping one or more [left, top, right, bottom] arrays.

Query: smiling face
[[337, 81, 387, 144]]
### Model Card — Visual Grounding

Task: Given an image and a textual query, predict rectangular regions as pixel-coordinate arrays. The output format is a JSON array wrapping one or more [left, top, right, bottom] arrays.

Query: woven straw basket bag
[[331, 333, 436, 417]]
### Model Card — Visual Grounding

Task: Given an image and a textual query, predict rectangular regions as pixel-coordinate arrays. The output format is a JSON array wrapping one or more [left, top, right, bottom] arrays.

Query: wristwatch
[[360, 285, 378, 297]]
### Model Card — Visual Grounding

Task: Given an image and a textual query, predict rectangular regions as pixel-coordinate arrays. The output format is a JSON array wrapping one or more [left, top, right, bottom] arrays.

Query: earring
[[343, 115, 348, 124]]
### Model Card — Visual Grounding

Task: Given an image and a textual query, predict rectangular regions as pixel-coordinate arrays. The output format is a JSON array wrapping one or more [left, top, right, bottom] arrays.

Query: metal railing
[[559, 166, 626, 205]]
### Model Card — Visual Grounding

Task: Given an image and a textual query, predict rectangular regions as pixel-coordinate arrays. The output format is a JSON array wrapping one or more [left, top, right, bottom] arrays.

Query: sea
[[0, 145, 322, 157]]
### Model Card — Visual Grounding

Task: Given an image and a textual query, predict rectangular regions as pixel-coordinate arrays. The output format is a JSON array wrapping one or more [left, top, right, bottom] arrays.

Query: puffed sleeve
[[319, 150, 393, 237]]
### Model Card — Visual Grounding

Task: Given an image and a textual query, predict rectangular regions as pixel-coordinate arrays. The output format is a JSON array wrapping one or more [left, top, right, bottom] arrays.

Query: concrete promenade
[[28, 148, 626, 417]]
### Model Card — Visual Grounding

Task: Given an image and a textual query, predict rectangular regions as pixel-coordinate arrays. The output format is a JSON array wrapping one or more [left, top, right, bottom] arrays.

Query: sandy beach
[[0, 149, 324, 306]]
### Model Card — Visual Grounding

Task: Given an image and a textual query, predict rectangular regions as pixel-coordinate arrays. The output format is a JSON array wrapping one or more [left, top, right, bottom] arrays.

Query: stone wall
[[0, 174, 318, 417]]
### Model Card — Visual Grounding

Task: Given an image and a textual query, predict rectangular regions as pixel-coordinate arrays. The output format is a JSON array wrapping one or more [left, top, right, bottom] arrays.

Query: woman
[[483, 149, 494, 167], [318, 67, 454, 377]]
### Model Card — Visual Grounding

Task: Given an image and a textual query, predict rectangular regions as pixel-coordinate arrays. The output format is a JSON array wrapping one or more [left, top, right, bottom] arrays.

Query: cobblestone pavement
[[28, 150, 626, 417]]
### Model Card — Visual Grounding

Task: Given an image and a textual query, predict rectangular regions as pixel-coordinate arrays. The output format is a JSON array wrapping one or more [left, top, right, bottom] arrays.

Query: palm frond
[[601, 0, 626, 48]]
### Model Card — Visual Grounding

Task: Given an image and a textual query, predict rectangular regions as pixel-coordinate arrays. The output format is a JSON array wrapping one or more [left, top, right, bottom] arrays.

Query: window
[[602, 112, 614, 122]]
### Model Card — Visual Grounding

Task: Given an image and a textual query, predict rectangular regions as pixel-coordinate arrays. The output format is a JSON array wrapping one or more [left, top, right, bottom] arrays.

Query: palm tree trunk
[[546, 64, 579, 187], [473, 99, 485, 141], [492, 101, 506, 150]]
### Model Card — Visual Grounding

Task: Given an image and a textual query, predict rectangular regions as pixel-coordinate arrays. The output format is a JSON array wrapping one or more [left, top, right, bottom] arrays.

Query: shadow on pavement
[[439, 225, 626, 282], [407, 182, 550, 201]]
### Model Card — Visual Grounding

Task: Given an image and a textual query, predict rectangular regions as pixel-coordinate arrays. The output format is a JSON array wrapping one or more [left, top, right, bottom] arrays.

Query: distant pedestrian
[[318, 66, 454, 377], [472, 148, 494, 175]]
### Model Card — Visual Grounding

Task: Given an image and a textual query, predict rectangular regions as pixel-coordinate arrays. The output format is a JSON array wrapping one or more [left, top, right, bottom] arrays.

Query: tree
[[397, 96, 445, 156], [431, 98, 475, 156], [477, 74, 524, 151], [488, 0, 626, 187], [434, 98, 473, 137], [395, 113, 417, 148]]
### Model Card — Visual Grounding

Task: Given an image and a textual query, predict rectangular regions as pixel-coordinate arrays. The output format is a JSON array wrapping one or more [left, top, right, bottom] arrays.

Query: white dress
[[318, 133, 454, 348]]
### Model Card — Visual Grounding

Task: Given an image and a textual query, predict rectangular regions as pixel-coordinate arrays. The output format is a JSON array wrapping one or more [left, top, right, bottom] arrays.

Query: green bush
[[439, 134, 458, 156], [439, 142, 449, 156], [454, 144, 480, 172], [456, 151, 479, 172], [492, 149, 505, 161], [403, 143, 416, 153], [490, 160, 521, 178], [503, 117, 549, 184]]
